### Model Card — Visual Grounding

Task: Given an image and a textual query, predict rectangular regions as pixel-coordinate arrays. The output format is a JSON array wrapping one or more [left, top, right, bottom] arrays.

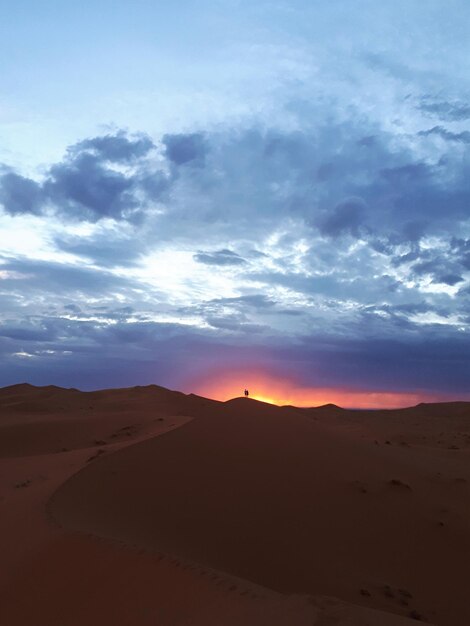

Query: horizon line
[[2, 381, 470, 412]]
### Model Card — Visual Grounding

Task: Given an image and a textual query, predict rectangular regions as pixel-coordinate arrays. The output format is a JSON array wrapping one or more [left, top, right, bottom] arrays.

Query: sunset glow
[[189, 370, 461, 409]]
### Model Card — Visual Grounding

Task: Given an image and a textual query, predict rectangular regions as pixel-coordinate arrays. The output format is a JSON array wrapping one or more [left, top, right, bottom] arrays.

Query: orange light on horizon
[[187, 369, 462, 409]]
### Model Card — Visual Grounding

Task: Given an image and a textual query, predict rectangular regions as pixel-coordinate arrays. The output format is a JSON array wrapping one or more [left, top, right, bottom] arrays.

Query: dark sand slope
[[2, 384, 429, 626], [49, 396, 470, 625], [0, 382, 213, 457], [1, 384, 425, 625]]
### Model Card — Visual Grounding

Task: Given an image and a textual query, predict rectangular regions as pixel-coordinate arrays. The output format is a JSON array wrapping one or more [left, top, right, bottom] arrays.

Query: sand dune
[[0, 383, 209, 457], [4, 384, 469, 624]]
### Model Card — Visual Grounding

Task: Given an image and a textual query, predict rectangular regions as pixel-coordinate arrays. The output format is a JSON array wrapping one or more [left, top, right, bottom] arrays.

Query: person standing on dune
[[244, 389, 249, 397]]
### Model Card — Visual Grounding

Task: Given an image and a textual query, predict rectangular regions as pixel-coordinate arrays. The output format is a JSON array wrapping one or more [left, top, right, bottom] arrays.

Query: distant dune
[[2, 384, 470, 625]]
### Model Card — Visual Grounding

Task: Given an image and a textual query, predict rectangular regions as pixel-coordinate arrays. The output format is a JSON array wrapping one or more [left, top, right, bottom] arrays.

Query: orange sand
[[3, 383, 468, 624]]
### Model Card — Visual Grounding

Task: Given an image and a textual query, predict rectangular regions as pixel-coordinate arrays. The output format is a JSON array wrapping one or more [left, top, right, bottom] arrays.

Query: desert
[[2, 8, 470, 624], [1, 383, 469, 625]]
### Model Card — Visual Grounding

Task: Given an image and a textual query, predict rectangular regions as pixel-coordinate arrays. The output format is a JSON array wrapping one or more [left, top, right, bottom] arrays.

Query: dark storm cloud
[[0, 132, 160, 221], [398, 221, 428, 243], [418, 126, 470, 143], [289, 332, 470, 395], [2, 120, 470, 238], [2, 118, 470, 397], [205, 313, 266, 333], [0, 324, 56, 342], [54, 233, 145, 267], [71, 132, 155, 162], [162, 133, 207, 166], [357, 136, 377, 148], [151, 121, 470, 246], [0, 256, 136, 295], [390, 242, 469, 287], [1, 312, 470, 397], [380, 162, 430, 185], [317, 197, 367, 238], [194, 249, 246, 265], [45, 152, 137, 220], [419, 98, 470, 121], [0, 171, 43, 215], [436, 273, 464, 286], [247, 270, 400, 303], [365, 158, 470, 235], [210, 294, 276, 309]]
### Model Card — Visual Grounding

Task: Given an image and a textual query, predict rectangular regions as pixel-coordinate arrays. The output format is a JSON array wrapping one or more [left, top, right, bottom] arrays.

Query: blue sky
[[1, 1, 470, 404]]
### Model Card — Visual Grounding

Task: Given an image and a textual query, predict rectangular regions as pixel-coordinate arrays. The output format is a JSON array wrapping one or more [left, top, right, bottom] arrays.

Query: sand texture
[[3, 384, 469, 624]]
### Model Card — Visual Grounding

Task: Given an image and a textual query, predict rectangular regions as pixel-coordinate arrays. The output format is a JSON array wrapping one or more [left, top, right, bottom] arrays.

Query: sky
[[1, 0, 470, 407]]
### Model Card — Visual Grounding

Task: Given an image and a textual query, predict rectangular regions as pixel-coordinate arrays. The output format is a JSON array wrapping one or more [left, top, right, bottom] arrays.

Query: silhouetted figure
[[244, 389, 249, 397]]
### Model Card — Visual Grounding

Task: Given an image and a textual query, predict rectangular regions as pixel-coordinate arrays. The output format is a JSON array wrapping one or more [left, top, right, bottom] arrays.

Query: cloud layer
[[1, 2, 470, 403]]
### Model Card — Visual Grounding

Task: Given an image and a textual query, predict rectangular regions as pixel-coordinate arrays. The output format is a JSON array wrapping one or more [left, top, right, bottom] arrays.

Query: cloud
[[0, 132, 160, 221], [45, 152, 138, 220], [2, 118, 470, 240], [54, 232, 145, 267], [1, 113, 470, 397], [399, 244, 468, 287], [209, 294, 276, 309], [419, 99, 470, 121], [380, 162, 430, 184], [1, 311, 470, 397], [0, 171, 43, 215], [147, 120, 470, 248], [317, 197, 367, 238], [0, 324, 56, 342], [194, 249, 246, 266], [162, 133, 207, 166], [0, 256, 137, 296], [436, 273, 464, 286], [71, 132, 155, 162], [1, 1, 470, 402], [206, 313, 265, 333], [451, 238, 470, 270], [418, 126, 470, 143]]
